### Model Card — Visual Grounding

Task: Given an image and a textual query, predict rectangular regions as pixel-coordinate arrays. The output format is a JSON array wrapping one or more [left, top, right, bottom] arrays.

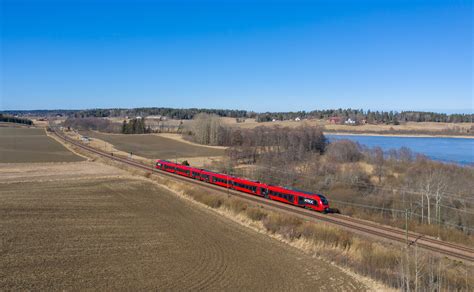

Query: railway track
[[53, 129, 474, 263]]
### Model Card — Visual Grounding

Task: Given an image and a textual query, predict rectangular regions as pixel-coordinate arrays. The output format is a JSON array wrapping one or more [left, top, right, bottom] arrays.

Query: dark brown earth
[[0, 164, 366, 291], [0, 127, 84, 163], [82, 131, 225, 160]]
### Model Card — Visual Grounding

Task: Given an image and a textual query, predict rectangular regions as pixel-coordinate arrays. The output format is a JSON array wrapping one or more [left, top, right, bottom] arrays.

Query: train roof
[[157, 160, 321, 196], [286, 187, 317, 195]]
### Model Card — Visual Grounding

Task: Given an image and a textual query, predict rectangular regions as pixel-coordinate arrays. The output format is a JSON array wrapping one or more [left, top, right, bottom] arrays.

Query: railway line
[[52, 128, 474, 264]]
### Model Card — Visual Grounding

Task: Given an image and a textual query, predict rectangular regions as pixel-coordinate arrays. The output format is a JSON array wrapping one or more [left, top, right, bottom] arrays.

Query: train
[[155, 159, 335, 213]]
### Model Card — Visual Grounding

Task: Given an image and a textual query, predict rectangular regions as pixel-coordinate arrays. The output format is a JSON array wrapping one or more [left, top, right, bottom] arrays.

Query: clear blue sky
[[1, 0, 472, 113]]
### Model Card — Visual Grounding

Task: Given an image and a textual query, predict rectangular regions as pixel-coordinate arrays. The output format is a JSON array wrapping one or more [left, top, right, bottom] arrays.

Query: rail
[[52, 128, 474, 263]]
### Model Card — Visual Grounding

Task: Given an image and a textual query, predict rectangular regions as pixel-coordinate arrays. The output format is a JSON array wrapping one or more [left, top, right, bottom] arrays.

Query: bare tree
[[373, 147, 385, 183], [191, 113, 222, 145]]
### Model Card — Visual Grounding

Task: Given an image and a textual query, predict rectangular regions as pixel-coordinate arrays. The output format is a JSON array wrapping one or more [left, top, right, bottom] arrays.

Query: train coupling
[[324, 208, 340, 214]]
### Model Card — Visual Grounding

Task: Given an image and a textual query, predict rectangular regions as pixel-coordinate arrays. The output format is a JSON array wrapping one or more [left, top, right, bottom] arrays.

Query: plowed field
[[0, 127, 84, 163], [0, 163, 366, 290], [83, 131, 225, 160]]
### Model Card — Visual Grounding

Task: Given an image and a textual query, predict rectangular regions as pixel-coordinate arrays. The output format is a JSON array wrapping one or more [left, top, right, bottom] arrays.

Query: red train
[[155, 159, 332, 213]]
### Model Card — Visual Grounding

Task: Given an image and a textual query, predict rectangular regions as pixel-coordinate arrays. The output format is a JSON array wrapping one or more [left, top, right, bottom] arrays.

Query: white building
[[344, 118, 356, 125]]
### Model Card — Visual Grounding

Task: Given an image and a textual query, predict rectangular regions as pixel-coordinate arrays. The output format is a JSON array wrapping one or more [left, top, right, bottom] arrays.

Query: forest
[[4, 107, 472, 123]]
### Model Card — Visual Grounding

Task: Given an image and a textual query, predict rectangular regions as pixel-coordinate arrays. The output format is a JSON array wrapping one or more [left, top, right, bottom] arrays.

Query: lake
[[325, 134, 474, 165]]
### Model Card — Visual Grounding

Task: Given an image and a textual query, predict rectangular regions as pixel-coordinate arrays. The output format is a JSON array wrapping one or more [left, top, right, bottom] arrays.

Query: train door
[[298, 196, 306, 206], [261, 188, 269, 198]]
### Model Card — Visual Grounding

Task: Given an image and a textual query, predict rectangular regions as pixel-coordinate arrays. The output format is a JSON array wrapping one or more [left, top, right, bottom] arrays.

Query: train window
[[319, 195, 328, 205], [289, 195, 294, 202], [299, 197, 317, 206]]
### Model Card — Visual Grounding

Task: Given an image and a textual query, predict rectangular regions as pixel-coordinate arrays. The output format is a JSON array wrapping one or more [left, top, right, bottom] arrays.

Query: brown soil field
[[0, 163, 366, 290], [0, 127, 84, 163], [82, 130, 225, 160]]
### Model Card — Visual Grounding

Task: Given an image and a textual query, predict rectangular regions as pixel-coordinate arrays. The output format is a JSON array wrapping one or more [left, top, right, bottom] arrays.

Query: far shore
[[323, 131, 474, 139]]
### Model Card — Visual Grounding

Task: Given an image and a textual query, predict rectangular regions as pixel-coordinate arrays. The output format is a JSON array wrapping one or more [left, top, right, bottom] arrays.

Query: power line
[[250, 164, 474, 203], [235, 165, 474, 215]]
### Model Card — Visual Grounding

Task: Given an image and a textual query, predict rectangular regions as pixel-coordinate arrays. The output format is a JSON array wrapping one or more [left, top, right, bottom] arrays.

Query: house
[[344, 118, 356, 125], [295, 117, 301, 121], [329, 117, 341, 124]]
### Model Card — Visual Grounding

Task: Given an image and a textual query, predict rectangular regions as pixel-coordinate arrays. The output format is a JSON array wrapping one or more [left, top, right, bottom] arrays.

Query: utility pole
[[405, 208, 410, 292], [227, 165, 231, 198], [406, 209, 409, 246]]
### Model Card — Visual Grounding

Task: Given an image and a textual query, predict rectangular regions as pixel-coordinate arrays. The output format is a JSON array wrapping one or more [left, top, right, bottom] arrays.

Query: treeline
[[4, 108, 472, 123], [187, 114, 327, 155], [63, 117, 151, 134], [0, 114, 33, 125], [256, 109, 473, 123], [121, 118, 151, 134], [73, 107, 251, 120], [63, 117, 119, 133]]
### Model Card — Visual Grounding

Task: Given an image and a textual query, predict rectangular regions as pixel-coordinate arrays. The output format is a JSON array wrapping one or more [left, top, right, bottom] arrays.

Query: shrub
[[262, 214, 303, 239], [326, 140, 362, 163], [245, 207, 268, 221], [300, 223, 353, 250], [199, 194, 223, 208], [224, 198, 248, 214]]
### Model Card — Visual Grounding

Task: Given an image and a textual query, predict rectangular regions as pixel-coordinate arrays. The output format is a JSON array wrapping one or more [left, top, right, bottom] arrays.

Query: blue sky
[[1, 0, 472, 113]]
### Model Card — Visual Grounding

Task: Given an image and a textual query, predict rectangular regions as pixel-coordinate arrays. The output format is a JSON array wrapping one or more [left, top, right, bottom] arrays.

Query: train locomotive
[[155, 159, 333, 213]]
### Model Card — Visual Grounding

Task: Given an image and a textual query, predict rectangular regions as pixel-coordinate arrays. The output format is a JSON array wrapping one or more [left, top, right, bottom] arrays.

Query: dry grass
[[167, 181, 473, 291], [221, 117, 473, 136], [0, 162, 368, 290]]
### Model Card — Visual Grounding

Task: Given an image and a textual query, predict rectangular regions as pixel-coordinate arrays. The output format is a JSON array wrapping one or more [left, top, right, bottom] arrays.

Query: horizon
[[1, 0, 472, 112], [1, 106, 472, 115]]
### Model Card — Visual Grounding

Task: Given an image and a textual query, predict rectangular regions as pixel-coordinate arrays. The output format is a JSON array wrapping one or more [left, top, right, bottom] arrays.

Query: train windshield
[[318, 195, 328, 205]]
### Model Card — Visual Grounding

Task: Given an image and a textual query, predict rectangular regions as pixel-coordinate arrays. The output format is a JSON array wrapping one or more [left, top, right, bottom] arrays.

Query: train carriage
[[200, 170, 232, 187], [229, 177, 263, 196], [155, 159, 332, 213], [265, 185, 329, 212], [156, 160, 177, 173]]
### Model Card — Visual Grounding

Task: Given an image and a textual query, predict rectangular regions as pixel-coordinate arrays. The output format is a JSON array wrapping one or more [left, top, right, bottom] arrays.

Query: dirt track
[[0, 163, 366, 291], [0, 127, 84, 163]]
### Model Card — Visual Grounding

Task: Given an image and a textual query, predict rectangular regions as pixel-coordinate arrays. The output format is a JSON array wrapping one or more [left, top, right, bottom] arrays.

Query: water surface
[[326, 134, 474, 165]]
